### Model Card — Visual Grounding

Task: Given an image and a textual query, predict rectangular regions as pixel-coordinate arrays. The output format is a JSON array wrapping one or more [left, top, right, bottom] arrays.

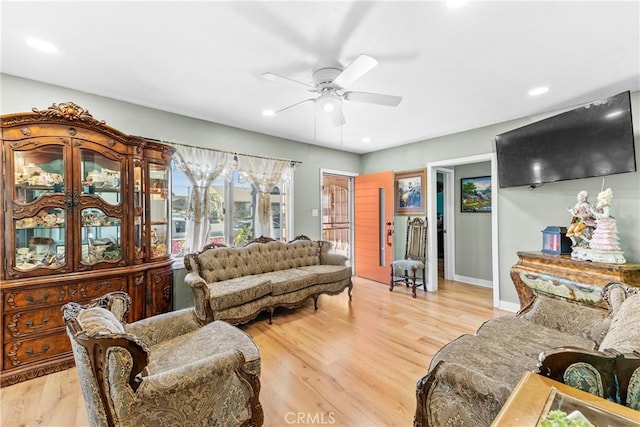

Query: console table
[[511, 251, 640, 309]]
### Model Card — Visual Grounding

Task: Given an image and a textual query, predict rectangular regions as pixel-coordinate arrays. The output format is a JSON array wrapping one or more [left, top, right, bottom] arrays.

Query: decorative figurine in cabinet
[[0, 102, 175, 386]]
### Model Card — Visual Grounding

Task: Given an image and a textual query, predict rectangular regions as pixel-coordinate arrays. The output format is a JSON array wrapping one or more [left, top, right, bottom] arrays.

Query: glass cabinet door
[[148, 163, 170, 259], [80, 208, 122, 265], [14, 207, 67, 271], [10, 144, 68, 275], [78, 147, 124, 266], [133, 160, 145, 261], [13, 144, 66, 204]]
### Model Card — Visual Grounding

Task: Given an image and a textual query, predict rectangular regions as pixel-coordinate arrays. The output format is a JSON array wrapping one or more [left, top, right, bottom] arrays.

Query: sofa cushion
[[519, 295, 608, 345], [296, 265, 352, 284], [77, 307, 125, 335], [599, 293, 640, 353], [208, 276, 272, 311], [476, 316, 597, 354], [147, 320, 261, 377], [268, 269, 317, 296]]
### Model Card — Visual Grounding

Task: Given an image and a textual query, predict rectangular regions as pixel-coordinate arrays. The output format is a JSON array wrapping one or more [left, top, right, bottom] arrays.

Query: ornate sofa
[[184, 236, 353, 325], [63, 291, 263, 427], [415, 282, 640, 427]]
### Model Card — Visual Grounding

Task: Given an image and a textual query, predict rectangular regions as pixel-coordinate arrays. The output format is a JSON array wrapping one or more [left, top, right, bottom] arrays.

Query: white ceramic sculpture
[[572, 188, 626, 264]]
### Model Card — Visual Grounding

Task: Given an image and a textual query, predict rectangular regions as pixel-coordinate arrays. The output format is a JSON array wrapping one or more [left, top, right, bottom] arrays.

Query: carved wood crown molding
[[32, 102, 106, 126]]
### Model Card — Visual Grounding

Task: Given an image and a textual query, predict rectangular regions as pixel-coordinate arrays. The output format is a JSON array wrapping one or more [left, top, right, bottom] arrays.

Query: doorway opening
[[427, 153, 500, 307], [320, 169, 357, 266]]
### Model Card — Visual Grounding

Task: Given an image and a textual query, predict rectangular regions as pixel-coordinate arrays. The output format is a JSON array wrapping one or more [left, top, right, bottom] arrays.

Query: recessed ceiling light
[[26, 37, 57, 54], [446, 0, 470, 8], [361, 137, 371, 143], [262, 109, 275, 117], [528, 86, 549, 97]]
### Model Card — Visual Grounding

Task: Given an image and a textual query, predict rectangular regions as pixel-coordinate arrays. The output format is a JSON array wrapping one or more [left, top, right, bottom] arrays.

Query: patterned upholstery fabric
[[78, 307, 126, 335], [415, 287, 622, 427], [208, 276, 273, 310], [295, 264, 353, 285], [391, 259, 425, 271], [64, 294, 263, 427], [519, 295, 610, 345], [185, 238, 352, 325], [148, 320, 261, 377], [599, 293, 640, 353], [267, 269, 317, 296]]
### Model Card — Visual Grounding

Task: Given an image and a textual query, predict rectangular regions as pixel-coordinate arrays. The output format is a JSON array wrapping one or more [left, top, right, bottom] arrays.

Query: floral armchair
[[62, 291, 263, 426]]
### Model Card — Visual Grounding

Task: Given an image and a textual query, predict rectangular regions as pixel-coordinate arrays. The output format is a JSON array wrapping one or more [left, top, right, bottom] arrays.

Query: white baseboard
[[453, 274, 493, 288], [499, 300, 520, 312]]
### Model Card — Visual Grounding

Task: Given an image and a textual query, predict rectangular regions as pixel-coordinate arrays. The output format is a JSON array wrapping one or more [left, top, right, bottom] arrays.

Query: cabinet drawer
[[3, 285, 68, 312], [74, 277, 127, 301], [4, 306, 66, 340], [3, 332, 71, 369]]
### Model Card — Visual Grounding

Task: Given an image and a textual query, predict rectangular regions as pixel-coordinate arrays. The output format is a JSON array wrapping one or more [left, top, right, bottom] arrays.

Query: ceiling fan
[[262, 54, 402, 126]]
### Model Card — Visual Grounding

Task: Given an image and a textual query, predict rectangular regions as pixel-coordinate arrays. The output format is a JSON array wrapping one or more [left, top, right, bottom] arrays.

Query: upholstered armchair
[[62, 291, 263, 427]]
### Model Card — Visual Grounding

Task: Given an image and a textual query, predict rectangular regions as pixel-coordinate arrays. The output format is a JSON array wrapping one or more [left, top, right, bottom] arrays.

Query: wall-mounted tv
[[495, 91, 636, 189]]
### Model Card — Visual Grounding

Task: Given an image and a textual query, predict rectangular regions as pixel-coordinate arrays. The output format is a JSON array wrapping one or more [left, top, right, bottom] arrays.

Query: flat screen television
[[495, 91, 636, 189]]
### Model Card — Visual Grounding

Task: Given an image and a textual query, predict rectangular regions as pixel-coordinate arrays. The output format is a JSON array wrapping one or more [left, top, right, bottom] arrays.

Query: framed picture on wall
[[461, 176, 492, 212], [394, 169, 426, 215]]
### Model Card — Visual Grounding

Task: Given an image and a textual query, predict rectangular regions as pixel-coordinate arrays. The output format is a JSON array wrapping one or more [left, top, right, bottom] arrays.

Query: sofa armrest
[[184, 272, 214, 324], [319, 240, 348, 265], [132, 349, 261, 424], [139, 349, 247, 394], [124, 308, 200, 347], [415, 360, 512, 427], [321, 252, 348, 266]]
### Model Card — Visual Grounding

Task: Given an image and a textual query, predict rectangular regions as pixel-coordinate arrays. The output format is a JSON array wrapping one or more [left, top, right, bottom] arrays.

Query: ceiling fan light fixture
[[318, 94, 340, 113]]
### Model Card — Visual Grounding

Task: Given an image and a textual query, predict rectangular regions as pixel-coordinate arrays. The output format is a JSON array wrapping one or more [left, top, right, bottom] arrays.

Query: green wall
[[0, 74, 362, 242], [2, 73, 638, 308], [362, 91, 640, 306]]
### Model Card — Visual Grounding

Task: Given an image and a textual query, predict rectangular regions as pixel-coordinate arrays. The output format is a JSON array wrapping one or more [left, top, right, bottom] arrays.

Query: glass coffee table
[[491, 371, 640, 426]]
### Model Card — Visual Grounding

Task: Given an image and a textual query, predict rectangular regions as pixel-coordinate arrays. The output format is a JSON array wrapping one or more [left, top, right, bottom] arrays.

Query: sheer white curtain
[[236, 155, 292, 238], [170, 144, 233, 253]]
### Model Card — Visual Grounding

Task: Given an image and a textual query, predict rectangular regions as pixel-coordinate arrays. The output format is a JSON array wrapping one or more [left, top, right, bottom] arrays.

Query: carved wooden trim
[[236, 353, 264, 427], [0, 358, 76, 388], [246, 236, 276, 245], [7, 314, 22, 337], [31, 102, 106, 126], [62, 292, 145, 427], [414, 360, 443, 427]]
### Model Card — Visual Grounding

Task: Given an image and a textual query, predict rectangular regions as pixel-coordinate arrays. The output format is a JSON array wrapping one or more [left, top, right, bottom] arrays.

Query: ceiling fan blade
[[329, 103, 346, 127], [343, 91, 402, 107], [331, 54, 378, 90], [261, 72, 316, 91], [275, 98, 316, 114]]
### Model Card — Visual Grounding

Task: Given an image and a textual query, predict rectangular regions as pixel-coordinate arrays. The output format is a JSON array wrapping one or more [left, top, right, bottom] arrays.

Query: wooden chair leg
[[389, 265, 395, 292], [411, 268, 417, 298]]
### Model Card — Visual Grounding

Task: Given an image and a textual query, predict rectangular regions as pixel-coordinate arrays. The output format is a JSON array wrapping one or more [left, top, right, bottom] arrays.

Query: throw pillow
[[78, 306, 125, 335], [599, 293, 640, 353]]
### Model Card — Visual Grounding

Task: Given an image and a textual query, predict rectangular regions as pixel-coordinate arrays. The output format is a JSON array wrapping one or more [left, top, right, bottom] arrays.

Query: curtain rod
[[136, 136, 302, 165]]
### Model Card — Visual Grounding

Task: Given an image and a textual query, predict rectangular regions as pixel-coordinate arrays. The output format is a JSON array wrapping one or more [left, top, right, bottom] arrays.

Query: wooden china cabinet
[[0, 102, 175, 386]]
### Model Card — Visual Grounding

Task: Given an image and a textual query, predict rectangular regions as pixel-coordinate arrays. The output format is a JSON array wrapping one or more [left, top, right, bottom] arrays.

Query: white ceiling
[[2, 1, 639, 154]]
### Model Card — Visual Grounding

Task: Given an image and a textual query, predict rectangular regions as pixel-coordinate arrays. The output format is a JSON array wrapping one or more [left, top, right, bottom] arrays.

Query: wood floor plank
[[0, 276, 510, 427]]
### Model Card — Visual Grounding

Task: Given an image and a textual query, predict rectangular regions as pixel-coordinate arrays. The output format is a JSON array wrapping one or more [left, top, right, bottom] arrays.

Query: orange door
[[354, 171, 394, 284]]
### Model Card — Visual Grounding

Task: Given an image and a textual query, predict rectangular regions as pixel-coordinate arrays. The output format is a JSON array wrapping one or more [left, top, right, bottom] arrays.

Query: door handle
[[387, 229, 393, 246]]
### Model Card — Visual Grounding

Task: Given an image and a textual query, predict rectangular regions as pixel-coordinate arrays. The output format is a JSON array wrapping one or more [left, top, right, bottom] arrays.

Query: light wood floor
[[0, 276, 511, 427]]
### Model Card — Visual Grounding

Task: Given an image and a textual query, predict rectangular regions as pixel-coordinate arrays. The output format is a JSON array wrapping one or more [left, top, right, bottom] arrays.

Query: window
[[171, 164, 291, 256]]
